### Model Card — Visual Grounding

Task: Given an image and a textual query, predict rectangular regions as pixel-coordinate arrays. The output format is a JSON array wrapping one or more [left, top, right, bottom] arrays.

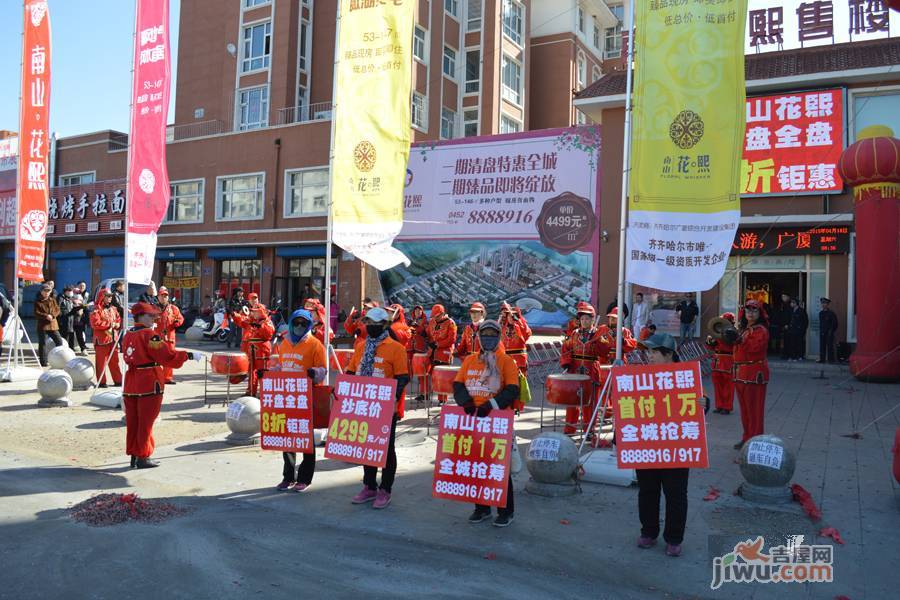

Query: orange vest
[[273, 334, 326, 372]]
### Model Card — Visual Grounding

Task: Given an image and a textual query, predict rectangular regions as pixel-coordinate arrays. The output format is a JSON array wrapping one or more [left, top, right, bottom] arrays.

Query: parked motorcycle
[[192, 309, 230, 343]]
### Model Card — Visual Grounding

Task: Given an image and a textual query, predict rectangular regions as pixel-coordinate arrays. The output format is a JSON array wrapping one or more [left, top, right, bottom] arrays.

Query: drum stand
[[578, 375, 614, 454]]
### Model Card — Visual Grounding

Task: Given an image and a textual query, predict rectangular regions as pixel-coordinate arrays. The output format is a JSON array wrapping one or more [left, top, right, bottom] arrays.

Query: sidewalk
[[0, 348, 897, 599]]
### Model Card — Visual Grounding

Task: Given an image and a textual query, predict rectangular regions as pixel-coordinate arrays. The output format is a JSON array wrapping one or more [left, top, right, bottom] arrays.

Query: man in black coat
[[817, 298, 838, 363], [787, 298, 809, 360]]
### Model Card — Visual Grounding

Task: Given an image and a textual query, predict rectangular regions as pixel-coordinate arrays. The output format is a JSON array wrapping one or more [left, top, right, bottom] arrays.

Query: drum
[[332, 348, 354, 371], [210, 351, 249, 376], [411, 353, 429, 377], [312, 385, 333, 429], [545, 373, 592, 406], [430, 365, 460, 395]]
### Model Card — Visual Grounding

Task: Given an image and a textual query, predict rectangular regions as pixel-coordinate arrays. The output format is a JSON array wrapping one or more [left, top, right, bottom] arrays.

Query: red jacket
[[596, 325, 637, 362], [733, 324, 769, 384], [560, 327, 612, 383], [90, 304, 121, 346], [500, 317, 531, 370], [122, 324, 189, 397], [156, 303, 184, 345], [232, 309, 275, 364], [427, 314, 457, 364], [456, 323, 481, 359], [313, 322, 334, 345], [344, 308, 367, 341], [407, 310, 429, 353], [705, 337, 734, 374]]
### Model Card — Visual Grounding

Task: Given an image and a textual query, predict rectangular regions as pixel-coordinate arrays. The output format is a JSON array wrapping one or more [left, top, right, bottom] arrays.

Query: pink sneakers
[[372, 489, 391, 509], [292, 482, 309, 492], [276, 480, 293, 491], [351, 486, 377, 504]]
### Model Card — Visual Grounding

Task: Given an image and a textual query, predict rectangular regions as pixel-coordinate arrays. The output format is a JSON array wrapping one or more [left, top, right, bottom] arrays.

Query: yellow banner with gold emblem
[[330, 0, 414, 270], [626, 1, 747, 292]]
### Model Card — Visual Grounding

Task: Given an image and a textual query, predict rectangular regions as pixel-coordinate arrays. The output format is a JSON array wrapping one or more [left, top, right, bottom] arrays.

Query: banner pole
[[615, 0, 637, 363], [323, 0, 342, 385]]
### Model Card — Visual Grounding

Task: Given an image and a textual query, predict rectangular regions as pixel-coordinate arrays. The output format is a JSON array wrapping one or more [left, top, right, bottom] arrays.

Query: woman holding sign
[[270, 309, 326, 492], [346, 307, 410, 509], [453, 320, 520, 528], [635, 333, 689, 557]]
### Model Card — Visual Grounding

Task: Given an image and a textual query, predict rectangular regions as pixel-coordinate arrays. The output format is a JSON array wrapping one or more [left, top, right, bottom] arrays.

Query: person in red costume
[[406, 305, 429, 401], [231, 293, 275, 397], [90, 288, 122, 388], [387, 304, 412, 347], [733, 300, 770, 449], [426, 304, 457, 404], [456, 302, 485, 359], [597, 307, 637, 363], [155, 287, 184, 384], [499, 302, 531, 412], [705, 312, 736, 415], [559, 302, 612, 434], [304, 298, 334, 346], [344, 298, 379, 345], [122, 302, 198, 468]]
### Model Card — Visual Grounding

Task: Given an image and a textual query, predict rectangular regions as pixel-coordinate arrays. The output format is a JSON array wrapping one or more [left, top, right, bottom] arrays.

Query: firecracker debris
[[69, 493, 190, 526]]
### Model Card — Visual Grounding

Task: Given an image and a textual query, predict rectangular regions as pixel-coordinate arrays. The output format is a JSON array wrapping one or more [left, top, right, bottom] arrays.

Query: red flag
[[126, 0, 171, 284], [15, 1, 52, 282]]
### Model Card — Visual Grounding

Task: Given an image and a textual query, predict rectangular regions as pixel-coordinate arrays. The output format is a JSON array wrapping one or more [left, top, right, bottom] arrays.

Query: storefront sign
[[745, 1, 898, 54], [0, 158, 15, 239], [259, 373, 315, 453], [432, 405, 514, 508], [731, 226, 850, 254], [381, 127, 600, 329], [613, 362, 709, 470], [742, 89, 844, 196], [43, 180, 128, 237], [324, 374, 397, 468], [161, 276, 200, 289]]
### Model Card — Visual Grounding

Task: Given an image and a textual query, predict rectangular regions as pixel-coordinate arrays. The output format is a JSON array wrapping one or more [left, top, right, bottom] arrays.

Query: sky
[[0, 0, 181, 138]]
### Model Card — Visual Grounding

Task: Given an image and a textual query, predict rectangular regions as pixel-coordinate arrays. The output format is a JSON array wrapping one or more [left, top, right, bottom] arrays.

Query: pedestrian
[[559, 302, 611, 435], [230, 293, 275, 397], [138, 281, 159, 306], [454, 320, 521, 527], [634, 332, 690, 557], [787, 298, 809, 360], [456, 302, 486, 359], [90, 289, 122, 387], [776, 293, 792, 358], [675, 294, 698, 345], [226, 288, 246, 348], [122, 301, 197, 468], [346, 307, 410, 509], [605, 298, 629, 321], [155, 287, 184, 384], [0, 286, 11, 360], [425, 304, 457, 404], [110, 280, 126, 323], [71, 283, 89, 355], [270, 309, 327, 492], [34, 284, 62, 367], [57, 285, 76, 349], [705, 312, 736, 415], [733, 300, 770, 449], [631, 292, 649, 333], [817, 298, 838, 364]]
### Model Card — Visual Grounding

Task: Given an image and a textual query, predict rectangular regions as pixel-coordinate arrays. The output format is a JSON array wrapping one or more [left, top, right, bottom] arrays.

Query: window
[[500, 115, 521, 134], [593, 21, 601, 48], [412, 92, 427, 130], [165, 180, 204, 223], [592, 65, 601, 83], [442, 46, 457, 78], [413, 26, 427, 62], [161, 260, 201, 309], [297, 84, 307, 119], [242, 21, 272, 72], [502, 0, 523, 45], [605, 4, 624, 59], [218, 259, 261, 299], [463, 109, 479, 137], [440, 107, 456, 139], [465, 49, 480, 94], [501, 54, 522, 105], [444, 0, 458, 17], [576, 53, 587, 90], [285, 168, 328, 217], [577, 6, 585, 33], [853, 91, 900, 141], [59, 172, 95, 186], [575, 111, 588, 125], [237, 86, 269, 130], [244, 0, 270, 7], [467, 0, 482, 31], [217, 173, 265, 220], [298, 20, 309, 71]]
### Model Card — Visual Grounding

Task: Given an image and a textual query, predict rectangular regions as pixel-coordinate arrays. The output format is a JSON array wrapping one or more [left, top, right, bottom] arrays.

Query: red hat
[[606, 307, 619, 318], [248, 292, 259, 300], [131, 301, 161, 317], [575, 301, 595, 317], [740, 299, 768, 322], [430, 304, 445, 318], [157, 286, 169, 296], [722, 312, 736, 322], [469, 302, 485, 312]]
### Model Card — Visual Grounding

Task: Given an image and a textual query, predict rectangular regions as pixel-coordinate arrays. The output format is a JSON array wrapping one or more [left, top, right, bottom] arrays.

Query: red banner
[[126, 0, 171, 284], [612, 362, 709, 470], [259, 373, 315, 453], [432, 405, 514, 508], [742, 88, 844, 196], [15, 1, 52, 281], [324, 374, 397, 467]]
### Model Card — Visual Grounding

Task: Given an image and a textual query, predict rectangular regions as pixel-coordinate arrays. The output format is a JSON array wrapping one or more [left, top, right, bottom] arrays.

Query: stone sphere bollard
[[525, 432, 579, 497], [225, 396, 261, 445], [64, 357, 95, 390], [738, 434, 796, 504], [47, 345, 76, 369], [184, 326, 205, 342], [37, 369, 73, 407]]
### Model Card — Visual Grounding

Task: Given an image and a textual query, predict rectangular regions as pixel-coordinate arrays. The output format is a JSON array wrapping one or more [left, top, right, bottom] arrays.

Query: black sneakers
[[493, 513, 514, 528], [468, 509, 491, 524]]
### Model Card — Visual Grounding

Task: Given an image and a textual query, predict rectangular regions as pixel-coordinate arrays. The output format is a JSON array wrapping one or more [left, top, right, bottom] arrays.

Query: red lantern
[[838, 129, 900, 191], [888, 0, 900, 12]]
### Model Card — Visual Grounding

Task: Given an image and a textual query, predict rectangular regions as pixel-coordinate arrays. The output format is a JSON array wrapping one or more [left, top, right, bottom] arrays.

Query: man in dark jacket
[[675, 295, 699, 345], [226, 288, 247, 348], [787, 298, 809, 360], [34, 285, 62, 367], [817, 298, 838, 363], [110, 280, 126, 322], [57, 286, 77, 349], [774, 293, 792, 358]]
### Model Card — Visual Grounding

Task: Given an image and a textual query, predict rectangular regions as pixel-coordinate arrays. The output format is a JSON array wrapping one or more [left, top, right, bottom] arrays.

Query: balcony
[[275, 102, 334, 126], [166, 119, 228, 142]]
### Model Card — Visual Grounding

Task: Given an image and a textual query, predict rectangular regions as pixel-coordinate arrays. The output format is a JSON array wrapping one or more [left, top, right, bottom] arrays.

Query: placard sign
[[324, 374, 397, 468], [259, 373, 315, 453]]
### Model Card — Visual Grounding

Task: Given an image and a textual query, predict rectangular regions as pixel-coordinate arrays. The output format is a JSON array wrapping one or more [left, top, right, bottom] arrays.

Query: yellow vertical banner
[[330, 0, 414, 270], [627, 1, 747, 292]]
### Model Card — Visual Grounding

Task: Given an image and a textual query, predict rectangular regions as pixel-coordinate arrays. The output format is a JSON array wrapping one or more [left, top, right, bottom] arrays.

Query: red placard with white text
[[612, 362, 709, 470], [324, 374, 397, 467], [259, 373, 315, 453], [432, 405, 514, 508], [742, 88, 844, 196]]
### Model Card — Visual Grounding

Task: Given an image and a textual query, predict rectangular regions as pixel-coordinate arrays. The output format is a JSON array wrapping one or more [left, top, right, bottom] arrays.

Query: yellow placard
[[162, 276, 200, 289], [629, 1, 748, 213]]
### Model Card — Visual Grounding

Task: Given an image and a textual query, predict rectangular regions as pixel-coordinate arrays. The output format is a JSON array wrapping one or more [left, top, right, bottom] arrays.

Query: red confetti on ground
[[819, 527, 845, 545], [790, 484, 823, 521], [559, 519, 571, 525], [69, 493, 189, 527], [834, 596, 850, 600], [703, 486, 721, 501], [483, 553, 497, 560]]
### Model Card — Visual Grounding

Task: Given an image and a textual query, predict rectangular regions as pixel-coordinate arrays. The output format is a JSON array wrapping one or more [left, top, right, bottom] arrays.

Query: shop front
[[271, 245, 337, 312], [156, 248, 201, 310], [210, 248, 262, 299]]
